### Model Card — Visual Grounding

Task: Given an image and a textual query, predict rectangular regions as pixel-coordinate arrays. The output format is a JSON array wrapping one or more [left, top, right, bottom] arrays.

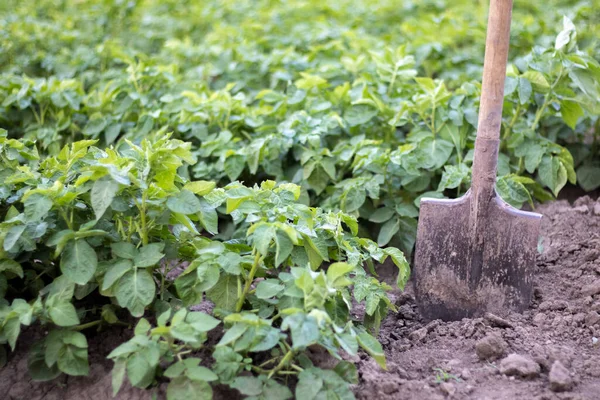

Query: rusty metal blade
[[412, 190, 542, 321]]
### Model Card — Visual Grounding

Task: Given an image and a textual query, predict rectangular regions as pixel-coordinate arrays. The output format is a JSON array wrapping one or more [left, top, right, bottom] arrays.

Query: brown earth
[[359, 196, 600, 400], [1, 196, 600, 400]]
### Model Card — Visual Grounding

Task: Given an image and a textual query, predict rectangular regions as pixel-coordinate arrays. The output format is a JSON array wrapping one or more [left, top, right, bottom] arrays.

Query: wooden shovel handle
[[471, 0, 513, 194]]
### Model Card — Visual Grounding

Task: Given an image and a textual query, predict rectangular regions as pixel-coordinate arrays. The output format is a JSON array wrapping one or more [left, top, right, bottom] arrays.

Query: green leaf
[[115, 269, 156, 317], [60, 240, 98, 285], [28, 342, 61, 381], [418, 138, 454, 169], [437, 163, 470, 192], [560, 100, 584, 129], [296, 368, 324, 400], [198, 199, 219, 235], [577, 165, 600, 192], [282, 313, 320, 349], [344, 105, 378, 127], [275, 230, 293, 267], [518, 77, 532, 105], [496, 176, 532, 208], [334, 361, 359, 384], [256, 279, 284, 299], [183, 181, 216, 196], [262, 378, 293, 400], [24, 194, 53, 222], [134, 318, 152, 336], [134, 243, 165, 267], [186, 365, 218, 382], [377, 218, 399, 246], [83, 117, 107, 136], [164, 361, 186, 378], [0, 259, 24, 278], [126, 352, 154, 388], [395, 202, 419, 218], [306, 165, 329, 195], [167, 190, 202, 215], [231, 376, 263, 396], [383, 247, 410, 290], [45, 331, 89, 376], [224, 156, 245, 181], [102, 259, 134, 291], [341, 214, 358, 236], [326, 262, 354, 286], [538, 155, 567, 197], [217, 323, 248, 347], [555, 16, 576, 50], [369, 207, 395, 223], [342, 187, 365, 212], [91, 178, 120, 220], [111, 242, 138, 259], [206, 274, 238, 311], [3, 225, 25, 251], [57, 345, 89, 376], [112, 359, 127, 397], [49, 302, 80, 327], [175, 263, 220, 306], [3, 316, 20, 350], [357, 330, 386, 369], [522, 71, 549, 90], [187, 312, 221, 332], [523, 142, 545, 174], [212, 347, 243, 383]]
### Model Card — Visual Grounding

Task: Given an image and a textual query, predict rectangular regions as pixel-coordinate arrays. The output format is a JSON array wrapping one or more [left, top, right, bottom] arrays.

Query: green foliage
[[0, 0, 599, 398], [0, 133, 407, 397]]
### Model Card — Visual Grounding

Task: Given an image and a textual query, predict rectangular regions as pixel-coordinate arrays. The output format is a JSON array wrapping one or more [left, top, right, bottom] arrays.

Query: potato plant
[[0, 0, 599, 398], [0, 130, 407, 398], [1, 1, 599, 258]]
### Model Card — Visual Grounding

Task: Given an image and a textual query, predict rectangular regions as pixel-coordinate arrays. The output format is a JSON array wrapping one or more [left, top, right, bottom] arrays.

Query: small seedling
[[433, 367, 462, 384]]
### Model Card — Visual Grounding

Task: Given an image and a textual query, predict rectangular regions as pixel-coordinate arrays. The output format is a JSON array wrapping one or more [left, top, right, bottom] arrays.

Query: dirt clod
[[409, 327, 428, 342], [585, 311, 600, 327], [439, 382, 456, 396], [581, 280, 600, 297], [484, 313, 514, 328], [475, 333, 508, 361], [499, 354, 541, 379], [549, 360, 574, 392], [461, 368, 472, 380]]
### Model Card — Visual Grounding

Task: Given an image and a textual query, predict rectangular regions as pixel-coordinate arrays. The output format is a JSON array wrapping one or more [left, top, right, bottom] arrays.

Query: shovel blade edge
[[413, 192, 542, 321]]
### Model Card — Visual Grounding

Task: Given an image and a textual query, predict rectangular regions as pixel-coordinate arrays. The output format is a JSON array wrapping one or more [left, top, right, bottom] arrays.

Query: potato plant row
[[1, 0, 599, 398]]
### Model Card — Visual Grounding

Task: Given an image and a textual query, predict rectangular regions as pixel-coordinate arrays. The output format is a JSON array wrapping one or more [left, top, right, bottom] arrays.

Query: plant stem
[[251, 365, 269, 374], [259, 358, 278, 368], [290, 364, 304, 372], [387, 66, 398, 97], [59, 208, 74, 230], [72, 320, 102, 331], [235, 251, 262, 312], [138, 191, 149, 246], [268, 349, 295, 379], [431, 102, 436, 133], [531, 94, 550, 132], [531, 66, 564, 132], [160, 270, 166, 300], [502, 103, 522, 142]]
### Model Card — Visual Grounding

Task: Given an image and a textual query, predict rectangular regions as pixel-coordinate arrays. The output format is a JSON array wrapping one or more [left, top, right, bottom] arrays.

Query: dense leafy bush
[[0, 0, 599, 398], [0, 129, 406, 396]]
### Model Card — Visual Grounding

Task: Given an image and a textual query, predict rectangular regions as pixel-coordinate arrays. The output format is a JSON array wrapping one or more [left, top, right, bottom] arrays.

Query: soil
[[1, 196, 600, 400], [359, 195, 600, 400]]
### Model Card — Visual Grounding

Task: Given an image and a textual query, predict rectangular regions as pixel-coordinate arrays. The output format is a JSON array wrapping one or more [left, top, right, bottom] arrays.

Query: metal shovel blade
[[412, 190, 542, 321]]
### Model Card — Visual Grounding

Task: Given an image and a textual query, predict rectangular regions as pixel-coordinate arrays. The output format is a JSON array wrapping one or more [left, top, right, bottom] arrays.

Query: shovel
[[412, 0, 542, 321]]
